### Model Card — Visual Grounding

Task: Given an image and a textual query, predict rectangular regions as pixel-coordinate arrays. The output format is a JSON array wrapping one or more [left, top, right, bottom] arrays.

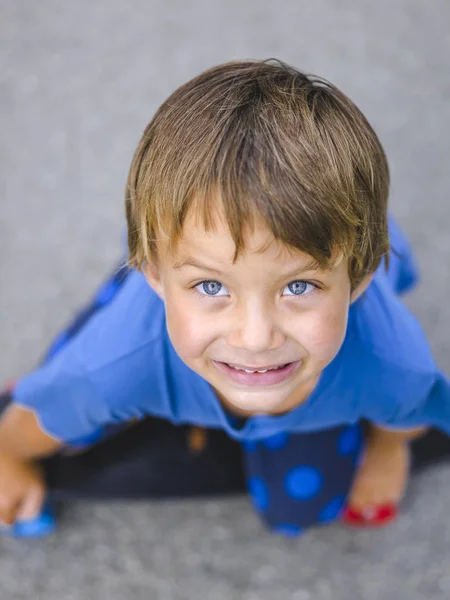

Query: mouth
[[223, 361, 291, 373], [213, 360, 302, 387]]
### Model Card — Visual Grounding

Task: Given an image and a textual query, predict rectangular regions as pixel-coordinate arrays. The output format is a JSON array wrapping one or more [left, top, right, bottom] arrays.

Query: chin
[[224, 393, 287, 417]]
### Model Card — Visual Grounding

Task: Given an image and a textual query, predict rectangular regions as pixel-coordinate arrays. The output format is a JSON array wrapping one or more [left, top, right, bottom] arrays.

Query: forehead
[[165, 206, 295, 263], [158, 206, 344, 274]]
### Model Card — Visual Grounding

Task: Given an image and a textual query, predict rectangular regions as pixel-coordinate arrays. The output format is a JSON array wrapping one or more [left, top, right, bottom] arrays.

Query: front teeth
[[230, 366, 271, 373]]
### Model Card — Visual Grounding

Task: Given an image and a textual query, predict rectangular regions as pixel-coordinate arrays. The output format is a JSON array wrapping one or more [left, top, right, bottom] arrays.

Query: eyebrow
[[172, 256, 327, 277]]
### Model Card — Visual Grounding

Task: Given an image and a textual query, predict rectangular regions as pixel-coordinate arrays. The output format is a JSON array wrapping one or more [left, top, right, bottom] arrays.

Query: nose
[[225, 297, 285, 354]]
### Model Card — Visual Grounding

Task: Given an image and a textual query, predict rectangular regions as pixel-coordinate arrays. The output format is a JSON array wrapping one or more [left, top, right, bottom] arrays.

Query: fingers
[[0, 484, 46, 527], [16, 483, 46, 521], [0, 498, 20, 527], [0, 457, 47, 528]]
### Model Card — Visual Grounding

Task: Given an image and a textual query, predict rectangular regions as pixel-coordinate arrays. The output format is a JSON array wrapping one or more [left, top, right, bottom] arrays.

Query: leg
[[242, 424, 364, 536], [44, 417, 246, 500], [242, 422, 450, 536], [342, 423, 450, 525]]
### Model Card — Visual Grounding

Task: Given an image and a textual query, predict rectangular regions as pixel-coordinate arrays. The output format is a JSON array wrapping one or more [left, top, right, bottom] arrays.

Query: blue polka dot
[[273, 523, 304, 538], [338, 425, 362, 456], [285, 466, 323, 500], [94, 280, 121, 306], [243, 440, 258, 452], [263, 432, 289, 451], [319, 495, 346, 523], [248, 477, 269, 512]]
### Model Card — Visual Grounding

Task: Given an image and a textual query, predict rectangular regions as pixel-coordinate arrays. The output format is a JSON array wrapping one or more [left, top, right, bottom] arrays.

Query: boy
[[1, 59, 449, 535]]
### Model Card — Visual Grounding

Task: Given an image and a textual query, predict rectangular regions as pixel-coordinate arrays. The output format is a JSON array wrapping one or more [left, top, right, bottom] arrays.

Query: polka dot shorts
[[243, 424, 364, 536]]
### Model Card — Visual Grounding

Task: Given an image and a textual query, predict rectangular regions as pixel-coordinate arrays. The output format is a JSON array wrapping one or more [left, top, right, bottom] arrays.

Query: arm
[[0, 270, 164, 524], [368, 423, 428, 446], [0, 404, 62, 459], [0, 405, 62, 526]]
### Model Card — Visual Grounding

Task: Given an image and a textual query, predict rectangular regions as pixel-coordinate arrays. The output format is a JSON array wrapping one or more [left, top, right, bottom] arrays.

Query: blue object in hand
[[2, 500, 56, 538]]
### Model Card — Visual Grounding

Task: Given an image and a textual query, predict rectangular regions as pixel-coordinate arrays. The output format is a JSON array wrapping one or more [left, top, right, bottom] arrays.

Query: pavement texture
[[1, 1, 450, 599]]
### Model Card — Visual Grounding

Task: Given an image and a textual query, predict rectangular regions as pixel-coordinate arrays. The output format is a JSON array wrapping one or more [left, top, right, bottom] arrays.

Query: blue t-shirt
[[13, 216, 450, 443]]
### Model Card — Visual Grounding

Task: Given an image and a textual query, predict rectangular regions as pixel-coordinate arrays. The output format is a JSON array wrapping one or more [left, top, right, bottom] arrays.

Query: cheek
[[296, 300, 349, 360], [164, 299, 215, 360]]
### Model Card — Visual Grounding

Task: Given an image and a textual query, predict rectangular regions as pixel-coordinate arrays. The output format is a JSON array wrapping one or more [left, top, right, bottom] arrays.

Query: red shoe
[[341, 503, 398, 528]]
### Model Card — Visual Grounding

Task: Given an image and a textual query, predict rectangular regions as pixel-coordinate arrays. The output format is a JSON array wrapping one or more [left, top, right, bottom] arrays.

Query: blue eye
[[284, 281, 315, 296], [196, 280, 229, 296], [193, 279, 317, 298]]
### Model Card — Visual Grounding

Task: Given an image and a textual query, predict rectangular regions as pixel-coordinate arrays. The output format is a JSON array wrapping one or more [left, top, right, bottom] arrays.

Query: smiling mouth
[[213, 360, 302, 387], [224, 363, 290, 374]]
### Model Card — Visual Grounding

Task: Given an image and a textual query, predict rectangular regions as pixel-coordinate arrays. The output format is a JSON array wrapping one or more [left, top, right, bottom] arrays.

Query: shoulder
[[80, 269, 167, 371], [347, 265, 436, 375], [81, 270, 219, 423], [40, 268, 172, 409], [343, 266, 440, 423]]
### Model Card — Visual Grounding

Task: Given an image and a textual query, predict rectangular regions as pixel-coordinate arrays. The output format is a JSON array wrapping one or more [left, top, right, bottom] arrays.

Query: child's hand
[[0, 453, 46, 526]]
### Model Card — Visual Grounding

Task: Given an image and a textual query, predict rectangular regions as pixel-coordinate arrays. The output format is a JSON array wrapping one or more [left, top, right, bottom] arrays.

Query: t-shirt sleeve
[[355, 348, 450, 433], [12, 270, 168, 443], [13, 347, 109, 443], [385, 371, 450, 434], [348, 259, 450, 433]]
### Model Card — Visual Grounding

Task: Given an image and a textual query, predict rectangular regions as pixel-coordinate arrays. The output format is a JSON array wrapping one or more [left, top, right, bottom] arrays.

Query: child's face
[[144, 207, 372, 417]]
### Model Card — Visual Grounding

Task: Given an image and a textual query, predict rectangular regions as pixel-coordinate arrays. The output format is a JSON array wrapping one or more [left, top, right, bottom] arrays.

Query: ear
[[350, 272, 374, 304], [143, 259, 165, 300]]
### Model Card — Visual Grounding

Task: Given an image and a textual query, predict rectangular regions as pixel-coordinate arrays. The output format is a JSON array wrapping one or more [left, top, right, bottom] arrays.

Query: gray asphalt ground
[[1, 1, 450, 599]]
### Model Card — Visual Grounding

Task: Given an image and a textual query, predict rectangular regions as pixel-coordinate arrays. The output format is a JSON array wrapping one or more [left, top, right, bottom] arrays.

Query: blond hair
[[126, 59, 390, 289]]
